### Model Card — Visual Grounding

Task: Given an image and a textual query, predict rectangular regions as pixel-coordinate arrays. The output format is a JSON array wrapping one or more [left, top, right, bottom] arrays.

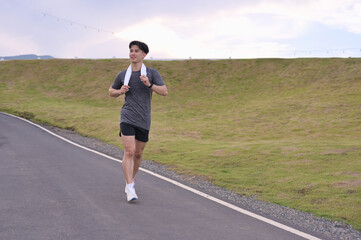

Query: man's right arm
[[109, 85, 130, 97], [109, 86, 121, 97]]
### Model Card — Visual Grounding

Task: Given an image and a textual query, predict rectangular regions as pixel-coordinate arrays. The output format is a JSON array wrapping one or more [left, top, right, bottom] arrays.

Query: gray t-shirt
[[112, 67, 164, 130]]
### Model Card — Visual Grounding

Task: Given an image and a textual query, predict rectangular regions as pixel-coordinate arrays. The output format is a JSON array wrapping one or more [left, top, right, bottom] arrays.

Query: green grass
[[1, 58, 360, 229]]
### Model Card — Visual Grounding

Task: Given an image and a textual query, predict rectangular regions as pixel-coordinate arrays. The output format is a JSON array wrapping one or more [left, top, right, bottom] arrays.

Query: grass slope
[[1, 58, 360, 229]]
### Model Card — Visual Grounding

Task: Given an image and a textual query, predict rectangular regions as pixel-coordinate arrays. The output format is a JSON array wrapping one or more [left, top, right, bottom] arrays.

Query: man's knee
[[124, 147, 135, 159], [134, 150, 143, 160]]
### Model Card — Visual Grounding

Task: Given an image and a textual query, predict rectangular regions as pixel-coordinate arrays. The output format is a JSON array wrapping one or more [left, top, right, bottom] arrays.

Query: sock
[[126, 182, 134, 189]]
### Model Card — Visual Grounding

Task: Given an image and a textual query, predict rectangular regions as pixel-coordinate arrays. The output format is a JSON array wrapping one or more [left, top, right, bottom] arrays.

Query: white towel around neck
[[124, 63, 147, 86]]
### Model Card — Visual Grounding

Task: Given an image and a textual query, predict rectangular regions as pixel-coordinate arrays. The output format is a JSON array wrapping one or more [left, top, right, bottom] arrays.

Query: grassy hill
[[1, 58, 360, 229]]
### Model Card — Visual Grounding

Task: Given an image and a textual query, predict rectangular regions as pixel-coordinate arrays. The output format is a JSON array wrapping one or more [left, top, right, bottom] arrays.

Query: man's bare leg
[[133, 139, 147, 179], [122, 135, 136, 184]]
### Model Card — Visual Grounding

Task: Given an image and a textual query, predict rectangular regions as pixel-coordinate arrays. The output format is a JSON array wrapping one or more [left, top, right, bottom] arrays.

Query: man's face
[[129, 45, 146, 64]]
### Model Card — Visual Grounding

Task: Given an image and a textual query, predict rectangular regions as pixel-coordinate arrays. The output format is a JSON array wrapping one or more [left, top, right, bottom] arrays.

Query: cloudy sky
[[1, 0, 361, 59]]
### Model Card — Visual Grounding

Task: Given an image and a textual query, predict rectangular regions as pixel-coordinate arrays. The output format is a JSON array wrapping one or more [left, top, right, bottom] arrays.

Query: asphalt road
[[0, 113, 322, 240]]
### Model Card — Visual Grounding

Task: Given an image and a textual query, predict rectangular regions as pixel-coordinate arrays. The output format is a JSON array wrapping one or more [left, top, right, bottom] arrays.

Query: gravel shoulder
[[42, 124, 361, 240]]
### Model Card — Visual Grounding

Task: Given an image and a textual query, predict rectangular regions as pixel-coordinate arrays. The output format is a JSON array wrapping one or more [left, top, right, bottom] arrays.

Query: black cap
[[129, 40, 149, 54]]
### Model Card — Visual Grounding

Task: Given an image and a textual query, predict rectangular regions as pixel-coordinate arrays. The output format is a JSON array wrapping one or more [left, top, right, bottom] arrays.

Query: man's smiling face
[[129, 45, 146, 64]]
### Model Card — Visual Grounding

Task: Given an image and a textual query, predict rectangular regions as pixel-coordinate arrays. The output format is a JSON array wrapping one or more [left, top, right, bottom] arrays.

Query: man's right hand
[[120, 85, 130, 94], [109, 85, 130, 97]]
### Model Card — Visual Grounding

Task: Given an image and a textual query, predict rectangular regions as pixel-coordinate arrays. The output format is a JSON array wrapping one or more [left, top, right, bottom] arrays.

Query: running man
[[109, 41, 168, 202]]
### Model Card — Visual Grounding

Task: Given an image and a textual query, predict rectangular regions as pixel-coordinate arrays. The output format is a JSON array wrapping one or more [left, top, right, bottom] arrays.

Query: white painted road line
[[3, 112, 322, 240]]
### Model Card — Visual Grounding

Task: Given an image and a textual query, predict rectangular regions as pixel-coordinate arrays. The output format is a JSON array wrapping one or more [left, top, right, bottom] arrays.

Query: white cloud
[[114, 3, 305, 58], [114, 18, 198, 59], [312, 1, 361, 34], [234, 0, 361, 34], [0, 32, 41, 56], [113, 0, 361, 58], [59, 33, 126, 59]]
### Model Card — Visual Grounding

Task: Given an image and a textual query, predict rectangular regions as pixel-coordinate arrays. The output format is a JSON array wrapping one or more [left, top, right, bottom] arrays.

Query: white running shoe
[[125, 184, 138, 202]]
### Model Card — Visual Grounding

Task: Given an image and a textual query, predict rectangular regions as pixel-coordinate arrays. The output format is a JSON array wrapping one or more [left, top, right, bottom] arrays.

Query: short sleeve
[[150, 69, 165, 86], [112, 71, 125, 89]]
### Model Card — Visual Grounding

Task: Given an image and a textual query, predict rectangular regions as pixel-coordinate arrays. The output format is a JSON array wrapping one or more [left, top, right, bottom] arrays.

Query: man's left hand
[[140, 75, 151, 87]]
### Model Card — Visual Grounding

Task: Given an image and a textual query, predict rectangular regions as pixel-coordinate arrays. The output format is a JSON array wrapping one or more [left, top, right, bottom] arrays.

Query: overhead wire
[[6, 0, 115, 36]]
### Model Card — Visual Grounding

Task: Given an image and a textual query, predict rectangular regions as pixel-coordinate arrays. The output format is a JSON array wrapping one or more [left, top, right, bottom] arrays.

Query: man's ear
[[142, 52, 147, 59]]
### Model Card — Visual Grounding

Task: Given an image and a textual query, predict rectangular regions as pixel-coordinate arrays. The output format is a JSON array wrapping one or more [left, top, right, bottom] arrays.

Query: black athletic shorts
[[120, 122, 149, 142]]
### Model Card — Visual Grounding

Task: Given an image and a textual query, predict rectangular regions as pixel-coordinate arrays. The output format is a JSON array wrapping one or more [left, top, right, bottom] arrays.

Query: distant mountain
[[0, 54, 54, 60]]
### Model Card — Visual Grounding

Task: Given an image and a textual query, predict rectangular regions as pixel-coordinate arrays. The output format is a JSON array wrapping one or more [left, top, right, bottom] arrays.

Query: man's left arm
[[149, 84, 168, 96], [140, 70, 168, 96]]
